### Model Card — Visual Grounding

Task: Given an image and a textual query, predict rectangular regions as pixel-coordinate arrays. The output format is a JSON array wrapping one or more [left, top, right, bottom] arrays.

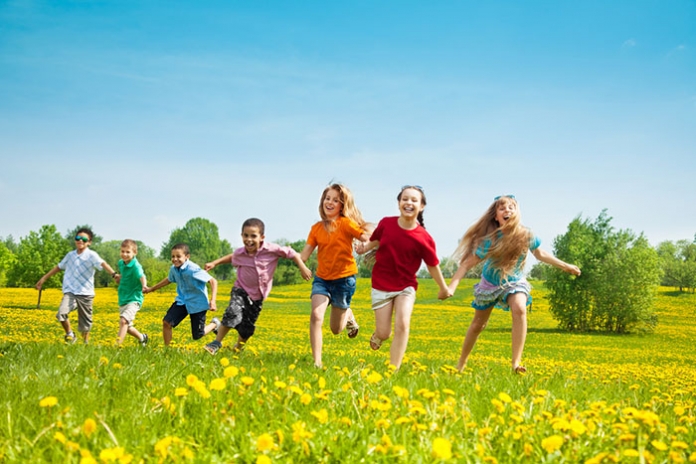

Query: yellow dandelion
[[300, 393, 312, 405], [651, 440, 668, 451], [82, 418, 97, 437], [39, 396, 58, 408], [672, 441, 689, 450], [318, 377, 326, 389], [99, 356, 109, 366], [219, 357, 230, 367], [274, 380, 287, 389], [431, 437, 452, 460], [498, 392, 512, 403], [175, 387, 188, 397], [256, 433, 275, 452], [339, 417, 352, 426], [392, 385, 410, 399], [541, 435, 563, 453], [241, 376, 255, 386], [54, 431, 67, 444], [224, 366, 239, 378], [624, 449, 640, 457], [310, 408, 329, 424], [366, 371, 383, 384], [256, 455, 272, 464], [209, 378, 227, 391], [186, 374, 199, 386]]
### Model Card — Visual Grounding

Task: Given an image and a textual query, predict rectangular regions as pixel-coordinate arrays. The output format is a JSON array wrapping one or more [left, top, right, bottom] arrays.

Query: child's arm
[[35, 266, 61, 290], [299, 244, 316, 263], [208, 278, 218, 311], [292, 254, 313, 281], [204, 254, 233, 271], [140, 274, 148, 292], [100, 261, 120, 283], [531, 248, 581, 276], [448, 254, 483, 294], [143, 277, 171, 294], [355, 240, 379, 255], [428, 264, 453, 300]]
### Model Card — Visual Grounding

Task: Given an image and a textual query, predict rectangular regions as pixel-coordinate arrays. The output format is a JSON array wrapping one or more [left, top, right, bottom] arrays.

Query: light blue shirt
[[476, 231, 541, 286], [168, 259, 212, 314], [59, 249, 104, 296]]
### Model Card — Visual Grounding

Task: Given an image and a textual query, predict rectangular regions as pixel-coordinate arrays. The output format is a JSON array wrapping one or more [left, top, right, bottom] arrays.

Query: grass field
[[0, 279, 695, 463]]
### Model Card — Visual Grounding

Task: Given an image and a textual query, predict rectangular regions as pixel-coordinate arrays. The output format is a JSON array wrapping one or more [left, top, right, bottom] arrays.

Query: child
[[203, 218, 312, 355], [35, 227, 118, 344], [116, 239, 149, 347], [300, 183, 371, 368], [446, 194, 581, 373], [356, 185, 451, 370], [144, 243, 220, 346]]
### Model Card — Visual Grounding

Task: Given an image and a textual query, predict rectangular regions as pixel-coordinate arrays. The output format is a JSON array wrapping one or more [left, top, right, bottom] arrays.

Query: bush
[[546, 210, 661, 333]]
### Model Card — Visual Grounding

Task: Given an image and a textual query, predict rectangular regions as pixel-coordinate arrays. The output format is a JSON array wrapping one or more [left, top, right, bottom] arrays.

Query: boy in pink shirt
[[203, 218, 312, 354]]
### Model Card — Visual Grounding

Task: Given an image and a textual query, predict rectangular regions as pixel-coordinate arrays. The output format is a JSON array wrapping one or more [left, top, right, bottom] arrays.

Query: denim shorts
[[311, 275, 356, 309]]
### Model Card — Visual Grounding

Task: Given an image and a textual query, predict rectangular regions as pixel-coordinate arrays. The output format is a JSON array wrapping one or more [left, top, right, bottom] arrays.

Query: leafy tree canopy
[[6, 225, 72, 288]]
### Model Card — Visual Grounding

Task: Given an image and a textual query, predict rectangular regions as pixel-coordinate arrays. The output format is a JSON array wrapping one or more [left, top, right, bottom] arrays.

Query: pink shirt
[[231, 242, 297, 301]]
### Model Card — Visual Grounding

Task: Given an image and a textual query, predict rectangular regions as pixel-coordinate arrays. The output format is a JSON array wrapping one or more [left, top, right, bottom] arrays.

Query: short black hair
[[76, 227, 94, 241], [171, 243, 190, 255], [242, 218, 265, 235]]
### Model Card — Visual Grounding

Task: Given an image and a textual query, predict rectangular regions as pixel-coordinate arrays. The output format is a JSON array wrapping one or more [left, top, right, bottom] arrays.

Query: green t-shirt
[[118, 257, 145, 306]]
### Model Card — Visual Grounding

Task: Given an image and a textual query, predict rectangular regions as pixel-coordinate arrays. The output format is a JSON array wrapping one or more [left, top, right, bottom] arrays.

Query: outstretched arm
[[428, 264, 453, 300], [205, 254, 233, 271], [100, 261, 120, 283], [36, 266, 61, 290], [532, 248, 581, 276], [448, 254, 482, 294], [299, 243, 316, 263], [355, 240, 379, 255], [208, 278, 218, 310], [293, 254, 312, 281], [143, 277, 171, 294]]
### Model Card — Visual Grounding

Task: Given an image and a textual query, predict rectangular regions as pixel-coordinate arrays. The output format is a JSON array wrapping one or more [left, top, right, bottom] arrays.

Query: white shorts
[[119, 302, 141, 325], [371, 287, 416, 311]]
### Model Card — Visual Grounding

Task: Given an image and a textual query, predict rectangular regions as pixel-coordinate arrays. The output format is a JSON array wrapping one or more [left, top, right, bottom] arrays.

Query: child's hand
[[204, 262, 215, 271], [209, 302, 217, 311], [142, 286, 152, 294], [35, 279, 43, 291], [301, 267, 312, 281], [354, 242, 366, 255], [114, 274, 121, 284], [566, 264, 581, 276], [438, 288, 453, 300]]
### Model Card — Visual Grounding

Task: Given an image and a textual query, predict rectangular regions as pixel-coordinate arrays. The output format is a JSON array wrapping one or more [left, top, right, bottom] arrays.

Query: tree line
[[1, 212, 694, 334]]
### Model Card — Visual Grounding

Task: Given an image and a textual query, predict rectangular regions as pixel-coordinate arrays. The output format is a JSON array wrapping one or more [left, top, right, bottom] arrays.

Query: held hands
[[354, 242, 367, 255], [204, 262, 215, 271], [437, 288, 453, 300], [142, 286, 152, 294], [300, 267, 313, 281]]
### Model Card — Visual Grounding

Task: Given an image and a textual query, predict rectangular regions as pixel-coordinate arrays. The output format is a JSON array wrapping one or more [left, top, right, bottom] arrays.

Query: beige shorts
[[119, 302, 141, 326], [371, 286, 416, 311]]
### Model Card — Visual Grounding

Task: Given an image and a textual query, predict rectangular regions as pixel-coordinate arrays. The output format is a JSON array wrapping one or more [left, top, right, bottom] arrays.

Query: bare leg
[[372, 302, 394, 346], [163, 320, 173, 346], [233, 335, 249, 351], [508, 293, 528, 371], [117, 317, 129, 345], [60, 319, 72, 335], [127, 326, 143, 341], [202, 320, 218, 336], [310, 295, 330, 367], [389, 294, 416, 369], [457, 307, 493, 371], [82, 331, 89, 344], [329, 306, 350, 335], [215, 325, 231, 344]]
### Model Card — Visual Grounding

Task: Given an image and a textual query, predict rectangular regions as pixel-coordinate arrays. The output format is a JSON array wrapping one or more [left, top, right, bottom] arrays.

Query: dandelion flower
[[39, 396, 58, 408], [241, 376, 255, 386], [224, 366, 239, 378], [256, 455, 271, 464], [82, 418, 97, 437], [431, 437, 452, 460], [219, 357, 230, 367], [209, 378, 227, 391], [541, 435, 563, 453], [256, 433, 275, 452]]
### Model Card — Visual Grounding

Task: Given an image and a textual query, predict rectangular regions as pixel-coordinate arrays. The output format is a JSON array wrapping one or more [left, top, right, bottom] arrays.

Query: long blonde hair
[[319, 183, 367, 232], [453, 195, 532, 280]]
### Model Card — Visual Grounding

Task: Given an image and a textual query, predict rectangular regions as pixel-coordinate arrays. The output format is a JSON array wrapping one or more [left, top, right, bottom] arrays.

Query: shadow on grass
[[484, 327, 643, 337]]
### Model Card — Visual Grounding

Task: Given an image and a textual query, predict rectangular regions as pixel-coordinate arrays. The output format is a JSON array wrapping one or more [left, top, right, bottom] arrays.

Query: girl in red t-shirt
[[301, 183, 371, 368], [356, 186, 451, 369]]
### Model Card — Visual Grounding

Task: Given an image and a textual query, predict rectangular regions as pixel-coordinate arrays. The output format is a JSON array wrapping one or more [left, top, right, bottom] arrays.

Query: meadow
[[0, 279, 695, 463]]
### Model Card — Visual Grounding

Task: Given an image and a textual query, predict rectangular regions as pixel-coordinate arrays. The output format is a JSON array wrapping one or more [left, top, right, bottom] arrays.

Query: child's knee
[[162, 320, 173, 330], [238, 325, 255, 340]]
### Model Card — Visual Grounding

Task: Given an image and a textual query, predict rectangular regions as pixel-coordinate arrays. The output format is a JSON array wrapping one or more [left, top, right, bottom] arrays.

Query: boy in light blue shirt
[[144, 243, 220, 346]]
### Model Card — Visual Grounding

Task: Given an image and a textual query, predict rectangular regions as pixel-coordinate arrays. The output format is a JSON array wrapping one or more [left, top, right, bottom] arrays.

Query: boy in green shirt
[[116, 239, 149, 346]]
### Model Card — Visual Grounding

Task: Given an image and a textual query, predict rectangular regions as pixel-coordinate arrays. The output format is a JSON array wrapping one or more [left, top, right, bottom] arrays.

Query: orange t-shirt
[[307, 216, 363, 280]]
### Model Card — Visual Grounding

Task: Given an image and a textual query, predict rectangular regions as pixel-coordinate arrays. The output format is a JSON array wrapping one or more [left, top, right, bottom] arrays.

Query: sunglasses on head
[[494, 194, 515, 201], [401, 185, 424, 192], [74, 236, 90, 242]]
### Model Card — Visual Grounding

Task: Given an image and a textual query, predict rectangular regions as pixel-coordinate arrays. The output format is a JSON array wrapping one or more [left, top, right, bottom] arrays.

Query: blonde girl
[[357, 185, 451, 370], [448, 195, 581, 373], [301, 183, 371, 368]]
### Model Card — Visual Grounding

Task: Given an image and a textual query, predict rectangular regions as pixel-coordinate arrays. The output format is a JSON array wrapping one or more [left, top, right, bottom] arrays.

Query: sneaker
[[204, 340, 222, 355], [346, 314, 359, 339], [211, 317, 221, 335], [140, 333, 149, 347], [64, 332, 77, 344]]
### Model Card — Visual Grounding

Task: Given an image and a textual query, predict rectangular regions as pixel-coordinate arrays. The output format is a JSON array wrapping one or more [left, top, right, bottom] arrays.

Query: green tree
[[656, 239, 696, 293], [0, 241, 17, 287], [6, 225, 72, 288], [160, 218, 233, 280], [274, 239, 317, 286], [547, 210, 662, 333], [528, 263, 550, 280]]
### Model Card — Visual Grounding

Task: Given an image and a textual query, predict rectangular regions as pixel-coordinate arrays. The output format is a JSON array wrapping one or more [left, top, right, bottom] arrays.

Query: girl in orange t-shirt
[[301, 183, 371, 368]]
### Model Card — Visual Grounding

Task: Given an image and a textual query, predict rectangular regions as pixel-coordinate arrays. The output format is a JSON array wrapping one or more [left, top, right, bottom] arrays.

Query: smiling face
[[495, 199, 517, 226], [322, 188, 343, 221], [170, 249, 189, 268], [120, 245, 137, 264], [241, 225, 264, 255], [398, 187, 425, 220], [74, 232, 91, 254]]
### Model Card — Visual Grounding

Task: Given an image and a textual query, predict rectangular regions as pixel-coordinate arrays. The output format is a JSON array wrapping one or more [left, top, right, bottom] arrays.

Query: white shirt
[[59, 249, 104, 296]]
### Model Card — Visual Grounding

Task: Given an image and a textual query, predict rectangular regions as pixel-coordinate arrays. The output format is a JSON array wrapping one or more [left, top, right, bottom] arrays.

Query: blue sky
[[1, 1, 694, 259]]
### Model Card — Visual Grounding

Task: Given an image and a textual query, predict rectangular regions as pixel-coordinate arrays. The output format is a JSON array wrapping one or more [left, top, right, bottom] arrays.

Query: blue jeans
[[311, 275, 357, 309]]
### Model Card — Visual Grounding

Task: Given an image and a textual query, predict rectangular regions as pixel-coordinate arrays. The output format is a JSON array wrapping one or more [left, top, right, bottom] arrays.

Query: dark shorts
[[310, 275, 356, 310], [163, 302, 209, 340], [222, 287, 263, 340]]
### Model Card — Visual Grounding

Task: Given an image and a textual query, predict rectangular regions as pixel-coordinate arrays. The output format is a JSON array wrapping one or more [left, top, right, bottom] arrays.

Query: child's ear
[[261, 234, 265, 241]]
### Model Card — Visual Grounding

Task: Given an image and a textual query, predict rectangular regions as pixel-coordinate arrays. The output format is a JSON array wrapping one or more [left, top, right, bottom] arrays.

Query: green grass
[[0, 279, 695, 463]]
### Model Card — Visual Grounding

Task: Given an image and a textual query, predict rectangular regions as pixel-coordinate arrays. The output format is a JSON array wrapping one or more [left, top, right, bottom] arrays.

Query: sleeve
[[90, 250, 105, 270], [529, 234, 541, 252], [475, 238, 490, 259], [134, 260, 145, 278], [306, 223, 318, 247], [192, 268, 212, 283], [167, 266, 177, 283], [344, 218, 363, 239], [370, 218, 385, 242], [421, 231, 440, 267], [276, 245, 296, 259], [58, 252, 71, 270]]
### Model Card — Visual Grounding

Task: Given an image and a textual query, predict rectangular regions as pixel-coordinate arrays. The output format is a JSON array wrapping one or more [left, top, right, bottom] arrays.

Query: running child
[[446, 194, 581, 373], [300, 183, 371, 368], [356, 185, 451, 370], [115, 239, 149, 346], [35, 227, 118, 344], [203, 218, 312, 355], [144, 243, 219, 346]]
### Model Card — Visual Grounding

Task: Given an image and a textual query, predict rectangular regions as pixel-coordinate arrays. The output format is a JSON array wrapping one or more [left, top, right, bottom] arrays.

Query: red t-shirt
[[370, 216, 439, 292]]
